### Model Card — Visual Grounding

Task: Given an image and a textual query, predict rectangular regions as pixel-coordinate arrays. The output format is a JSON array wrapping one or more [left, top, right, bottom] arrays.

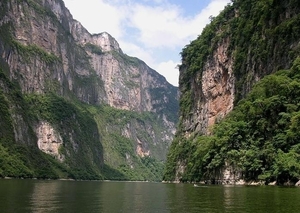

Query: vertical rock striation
[[36, 121, 64, 162], [0, 0, 178, 180], [181, 38, 235, 137], [165, 0, 300, 183]]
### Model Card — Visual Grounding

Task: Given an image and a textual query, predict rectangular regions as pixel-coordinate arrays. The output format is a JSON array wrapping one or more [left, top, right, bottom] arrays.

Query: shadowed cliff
[[0, 0, 178, 180], [164, 0, 300, 185]]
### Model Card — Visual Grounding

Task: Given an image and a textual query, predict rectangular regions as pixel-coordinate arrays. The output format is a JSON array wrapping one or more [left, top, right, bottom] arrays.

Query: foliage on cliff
[[164, 0, 300, 184], [0, 61, 166, 180], [0, 0, 177, 181], [178, 0, 300, 117], [165, 58, 300, 184], [0, 67, 68, 179]]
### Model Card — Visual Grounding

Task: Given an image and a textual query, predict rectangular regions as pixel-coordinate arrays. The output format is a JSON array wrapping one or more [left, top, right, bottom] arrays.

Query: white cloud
[[119, 41, 155, 66], [127, 4, 185, 49], [143, 0, 166, 4], [155, 60, 180, 86], [64, 0, 125, 37], [63, 0, 231, 86], [126, 0, 230, 49]]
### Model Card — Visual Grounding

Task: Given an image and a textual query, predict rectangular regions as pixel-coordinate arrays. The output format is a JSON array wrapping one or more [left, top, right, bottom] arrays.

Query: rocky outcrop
[[3, 0, 177, 125], [0, 0, 178, 180], [164, 0, 300, 183], [3, 0, 105, 104], [136, 139, 150, 158], [210, 162, 243, 185], [36, 121, 64, 162], [182, 37, 235, 137], [2, 0, 177, 113]]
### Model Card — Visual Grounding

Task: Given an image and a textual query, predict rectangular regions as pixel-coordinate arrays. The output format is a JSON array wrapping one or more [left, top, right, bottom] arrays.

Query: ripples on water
[[0, 179, 299, 213]]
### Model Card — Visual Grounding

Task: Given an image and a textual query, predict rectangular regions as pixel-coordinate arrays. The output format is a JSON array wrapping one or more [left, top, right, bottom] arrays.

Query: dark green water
[[0, 179, 300, 213]]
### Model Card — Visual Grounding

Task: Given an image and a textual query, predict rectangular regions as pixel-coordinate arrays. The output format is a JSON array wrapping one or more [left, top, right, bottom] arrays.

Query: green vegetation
[[84, 43, 103, 55], [0, 67, 69, 179], [0, 0, 177, 181], [165, 0, 300, 184], [0, 144, 33, 178], [25, 93, 104, 180], [0, 142, 70, 179], [26, 0, 59, 21], [0, 23, 12, 47], [150, 87, 179, 124], [0, 88, 15, 145], [13, 41, 60, 64], [0, 0, 9, 20], [164, 58, 300, 184], [0, 69, 168, 180], [111, 50, 141, 67], [0, 74, 167, 180], [178, 0, 300, 117], [0, 81, 163, 180], [88, 104, 170, 181]]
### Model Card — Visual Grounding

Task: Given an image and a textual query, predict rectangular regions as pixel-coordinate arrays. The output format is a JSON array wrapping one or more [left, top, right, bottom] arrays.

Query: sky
[[63, 0, 231, 86]]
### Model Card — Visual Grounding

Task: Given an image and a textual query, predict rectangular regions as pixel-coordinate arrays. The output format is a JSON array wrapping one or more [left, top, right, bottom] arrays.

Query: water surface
[[0, 179, 299, 212]]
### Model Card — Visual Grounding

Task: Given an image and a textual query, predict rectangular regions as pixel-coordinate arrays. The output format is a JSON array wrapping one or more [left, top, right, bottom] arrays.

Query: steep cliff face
[[179, 0, 300, 137], [3, 0, 105, 103], [36, 121, 64, 162], [180, 37, 235, 136], [0, 0, 178, 180], [4, 0, 171, 111], [164, 0, 300, 183]]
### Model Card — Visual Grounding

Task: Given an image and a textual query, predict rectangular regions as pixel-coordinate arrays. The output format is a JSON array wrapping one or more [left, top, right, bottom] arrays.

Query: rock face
[[181, 38, 235, 137], [136, 139, 150, 158], [211, 162, 243, 185], [0, 0, 178, 180], [36, 121, 64, 162], [164, 0, 300, 183], [4, 0, 176, 113]]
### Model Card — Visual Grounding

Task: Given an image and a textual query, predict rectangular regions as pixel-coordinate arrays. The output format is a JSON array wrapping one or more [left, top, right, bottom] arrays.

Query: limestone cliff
[[180, 37, 235, 136], [36, 121, 64, 162], [0, 0, 178, 180], [164, 0, 300, 183]]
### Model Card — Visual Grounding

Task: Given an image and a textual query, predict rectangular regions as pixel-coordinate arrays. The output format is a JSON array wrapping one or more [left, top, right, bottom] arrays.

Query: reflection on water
[[223, 185, 245, 212], [0, 180, 300, 213], [99, 182, 169, 212], [0, 179, 33, 213], [30, 181, 61, 213]]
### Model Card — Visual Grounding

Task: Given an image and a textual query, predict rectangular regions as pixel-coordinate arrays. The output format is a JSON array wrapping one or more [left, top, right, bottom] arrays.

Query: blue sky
[[63, 0, 231, 86]]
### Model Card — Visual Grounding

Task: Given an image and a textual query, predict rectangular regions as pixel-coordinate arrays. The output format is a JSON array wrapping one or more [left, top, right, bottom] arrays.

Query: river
[[0, 179, 299, 212]]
